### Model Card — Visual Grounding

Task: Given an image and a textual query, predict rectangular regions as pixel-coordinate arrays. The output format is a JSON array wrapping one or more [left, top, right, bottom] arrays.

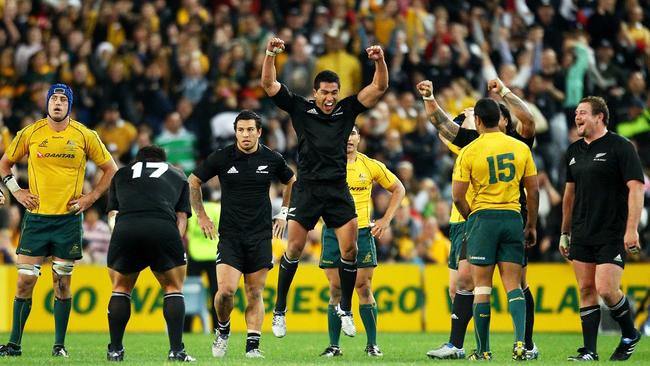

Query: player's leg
[[354, 227, 381, 356], [469, 263, 495, 360], [333, 217, 358, 337], [0, 254, 44, 357], [569, 259, 599, 360], [319, 226, 343, 356], [274, 220, 308, 316], [153, 265, 195, 362], [51, 256, 74, 356], [212, 263, 242, 357], [243, 268, 269, 357], [107, 269, 139, 361], [497, 261, 525, 360], [520, 265, 538, 358], [596, 258, 640, 361], [321, 268, 343, 356]]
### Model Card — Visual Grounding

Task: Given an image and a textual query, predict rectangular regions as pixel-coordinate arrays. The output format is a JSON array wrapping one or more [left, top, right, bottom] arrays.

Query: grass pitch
[[0, 332, 648, 365]]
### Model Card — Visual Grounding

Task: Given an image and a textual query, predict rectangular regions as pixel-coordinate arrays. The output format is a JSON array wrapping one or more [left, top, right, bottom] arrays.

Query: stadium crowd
[[0, 0, 649, 266]]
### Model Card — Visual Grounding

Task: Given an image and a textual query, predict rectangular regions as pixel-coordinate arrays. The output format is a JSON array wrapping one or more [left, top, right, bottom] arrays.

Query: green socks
[[359, 303, 378, 346], [9, 297, 32, 345], [507, 289, 526, 343], [54, 297, 72, 346], [473, 302, 491, 353], [327, 305, 341, 346]]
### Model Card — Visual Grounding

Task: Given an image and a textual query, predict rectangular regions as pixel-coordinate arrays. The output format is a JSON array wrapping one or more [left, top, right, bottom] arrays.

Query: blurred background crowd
[[0, 0, 649, 266]]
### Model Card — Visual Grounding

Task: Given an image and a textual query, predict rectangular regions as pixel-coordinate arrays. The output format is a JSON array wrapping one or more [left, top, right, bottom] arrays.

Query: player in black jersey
[[561, 96, 643, 361], [261, 36, 388, 339], [419, 78, 540, 360], [189, 110, 295, 358], [104, 145, 195, 362]]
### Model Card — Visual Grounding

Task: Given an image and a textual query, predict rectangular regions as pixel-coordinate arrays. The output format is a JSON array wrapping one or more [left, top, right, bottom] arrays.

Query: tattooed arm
[[416, 80, 459, 141], [488, 78, 535, 138], [188, 173, 217, 240]]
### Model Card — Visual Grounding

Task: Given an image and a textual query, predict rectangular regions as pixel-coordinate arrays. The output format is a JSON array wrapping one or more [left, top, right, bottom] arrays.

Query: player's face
[[235, 119, 261, 152], [48, 93, 69, 122], [313, 82, 339, 114], [347, 128, 360, 154], [575, 102, 601, 138]]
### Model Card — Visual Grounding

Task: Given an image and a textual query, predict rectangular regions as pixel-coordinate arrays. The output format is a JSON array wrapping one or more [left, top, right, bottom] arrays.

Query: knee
[[17, 274, 38, 293], [330, 285, 342, 304], [596, 283, 620, 304], [456, 275, 474, 292], [355, 281, 372, 302], [217, 287, 236, 302], [245, 286, 263, 302], [579, 284, 598, 302], [286, 239, 305, 259], [341, 246, 357, 261]]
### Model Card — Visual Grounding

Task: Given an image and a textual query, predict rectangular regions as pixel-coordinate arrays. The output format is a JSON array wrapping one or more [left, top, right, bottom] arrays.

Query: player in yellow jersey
[[0, 84, 117, 358], [451, 98, 538, 361], [319, 125, 405, 357]]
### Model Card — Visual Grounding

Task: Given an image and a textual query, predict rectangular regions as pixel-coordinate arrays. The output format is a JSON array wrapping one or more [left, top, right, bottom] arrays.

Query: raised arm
[[488, 78, 535, 138], [416, 80, 459, 141], [188, 173, 217, 240], [261, 37, 285, 97], [357, 45, 389, 108]]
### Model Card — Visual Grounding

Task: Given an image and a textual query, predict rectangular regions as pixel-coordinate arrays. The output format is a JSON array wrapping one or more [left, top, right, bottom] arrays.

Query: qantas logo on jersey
[[569, 157, 576, 166], [256, 165, 269, 174], [227, 166, 239, 174], [37, 152, 75, 159]]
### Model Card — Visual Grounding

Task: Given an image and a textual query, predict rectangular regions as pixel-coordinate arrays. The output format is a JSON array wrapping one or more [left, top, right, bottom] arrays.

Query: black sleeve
[[193, 150, 222, 182], [565, 146, 574, 183], [451, 128, 480, 148], [271, 84, 301, 113], [106, 171, 119, 212], [512, 130, 535, 149], [175, 181, 192, 217], [274, 152, 295, 184], [618, 138, 644, 183]]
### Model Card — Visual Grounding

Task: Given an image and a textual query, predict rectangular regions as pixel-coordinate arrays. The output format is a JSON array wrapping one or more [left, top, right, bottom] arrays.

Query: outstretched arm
[[488, 78, 535, 138], [416, 80, 459, 141], [261, 37, 285, 97], [357, 45, 389, 108]]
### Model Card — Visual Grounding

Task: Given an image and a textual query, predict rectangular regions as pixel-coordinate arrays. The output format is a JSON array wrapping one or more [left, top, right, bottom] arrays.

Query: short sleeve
[[452, 128, 480, 149], [274, 152, 295, 184], [452, 147, 472, 182], [271, 84, 302, 113], [106, 172, 119, 212], [523, 148, 538, 177], [193, 150, 223, 182], [370, 159, 397, 189], [175, 181, 192, 217], [618, 139, 644, 183], [6, 127, 30, 162], [86, 130, 112, 166]]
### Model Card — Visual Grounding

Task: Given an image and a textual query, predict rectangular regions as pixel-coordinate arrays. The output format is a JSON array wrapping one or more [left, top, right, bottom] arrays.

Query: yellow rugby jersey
[[7, 119, 112, 215], [445, 141, 474, 224], [453, 132, 536, 215], [347, 152, 397, 228]]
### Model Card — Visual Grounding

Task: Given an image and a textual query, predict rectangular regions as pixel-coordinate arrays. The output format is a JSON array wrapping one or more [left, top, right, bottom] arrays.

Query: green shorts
[[465, 210, 524, 266], [17, 211, 83, 260], [447, 222, 466, 270], [320, 227, 376, 268]]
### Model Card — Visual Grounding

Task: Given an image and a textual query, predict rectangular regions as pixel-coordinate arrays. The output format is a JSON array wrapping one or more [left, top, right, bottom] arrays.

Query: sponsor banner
[[1, 264, 648, 332], [424, 264, 650, 332]]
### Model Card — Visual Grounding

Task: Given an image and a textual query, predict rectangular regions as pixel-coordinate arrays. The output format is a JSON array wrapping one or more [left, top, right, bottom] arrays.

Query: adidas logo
[[39, 139, 48, 148], [66, 140, 75, 146], [569, 157, 576, 166], [451, 313, 459, 320], [613, 254, 622, 262], [227, 166, 239, 174], [306, 108, 318, 115]]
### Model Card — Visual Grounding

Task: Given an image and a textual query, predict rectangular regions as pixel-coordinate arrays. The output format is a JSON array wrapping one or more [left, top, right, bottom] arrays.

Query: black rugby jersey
[[272, 84, 368, 183], [193, 143, 294, 239], [565, 132, 643, 246]]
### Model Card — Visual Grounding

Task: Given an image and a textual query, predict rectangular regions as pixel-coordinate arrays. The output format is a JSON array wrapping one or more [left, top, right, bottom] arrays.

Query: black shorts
[[108, 217, 186, 274], [288, 180, 356, 230], [568, 242, 626, 268], [217, 236, 273, 274]]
